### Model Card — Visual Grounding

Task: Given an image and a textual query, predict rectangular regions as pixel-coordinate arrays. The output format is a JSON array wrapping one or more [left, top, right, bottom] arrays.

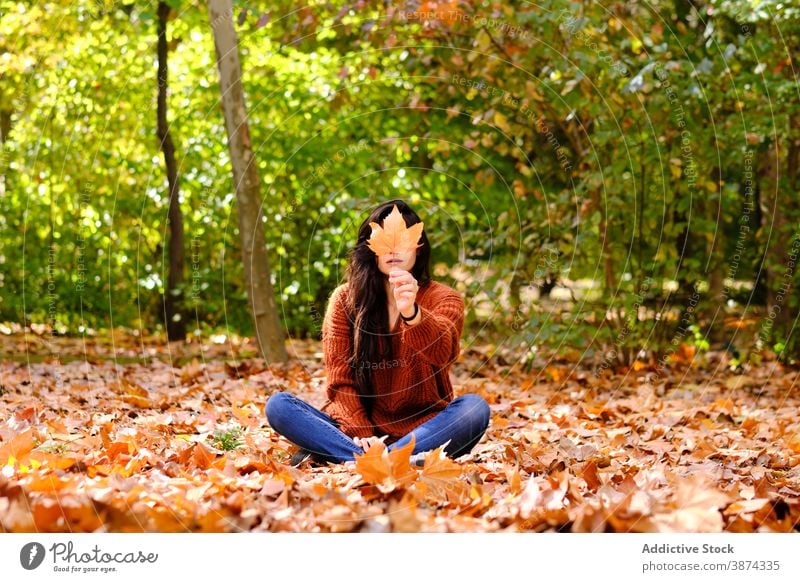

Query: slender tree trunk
[[0, 109, 10, 197], [752, 174, 767, 305], [781, 112, 800, 355], [592, 187, 615, 291], [674, 196, 692, 292], [207, 0, 288, 363], [637, 143, 645, 292], [706, 164, 726, 344], [671, 0, 697, 307], [761, 135, 784, 323], [509, 270, 522, 316], [157, 1, 186, 341]]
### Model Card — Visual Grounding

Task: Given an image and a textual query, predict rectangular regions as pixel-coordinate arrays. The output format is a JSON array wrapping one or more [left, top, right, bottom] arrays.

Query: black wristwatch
[[400, 302, 419, 321]]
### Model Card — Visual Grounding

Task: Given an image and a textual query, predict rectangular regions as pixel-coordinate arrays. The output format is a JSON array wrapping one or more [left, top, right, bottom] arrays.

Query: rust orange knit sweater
[[319, 280, 465, 439]]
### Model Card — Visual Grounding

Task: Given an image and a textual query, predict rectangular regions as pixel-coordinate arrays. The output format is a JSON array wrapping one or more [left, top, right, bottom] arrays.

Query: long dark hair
[[343, 199, 432, 412]]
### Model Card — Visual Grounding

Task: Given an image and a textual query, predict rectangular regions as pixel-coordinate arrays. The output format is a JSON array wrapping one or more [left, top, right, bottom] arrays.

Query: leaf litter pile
[[1, 337, 799, 533]]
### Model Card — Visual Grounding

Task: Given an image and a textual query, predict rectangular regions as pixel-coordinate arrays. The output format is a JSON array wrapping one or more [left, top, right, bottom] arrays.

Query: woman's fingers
[[389, 270, 410, 281], [390, 272, 418, 290], [355, 435, 389, 450], [353, 434, 391, 451]]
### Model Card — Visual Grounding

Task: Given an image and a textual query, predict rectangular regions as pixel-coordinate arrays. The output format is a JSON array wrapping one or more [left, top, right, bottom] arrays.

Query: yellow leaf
[[0, 428, 38, 465], [494, 112, 510, 133]]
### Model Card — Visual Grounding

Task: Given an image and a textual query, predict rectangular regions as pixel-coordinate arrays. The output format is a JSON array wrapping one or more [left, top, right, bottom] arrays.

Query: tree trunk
[[761, 135, 785, 325], [706, 164, 726, 345], [780, 112, 800, 356], [758, 121, 799, 360], [157, 1, 186, 341], [592, 187, 615, 291], [0, 109, 10, 197], [207, 0, 288, 363]]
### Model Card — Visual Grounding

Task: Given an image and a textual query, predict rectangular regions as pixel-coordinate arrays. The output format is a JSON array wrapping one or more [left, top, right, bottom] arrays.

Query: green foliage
[[1, 0, 798, 361]]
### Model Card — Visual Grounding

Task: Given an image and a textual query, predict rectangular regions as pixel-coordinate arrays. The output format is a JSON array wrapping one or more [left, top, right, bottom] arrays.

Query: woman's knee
[[264, 392, 295, 431], [456, 394, 491, 429]]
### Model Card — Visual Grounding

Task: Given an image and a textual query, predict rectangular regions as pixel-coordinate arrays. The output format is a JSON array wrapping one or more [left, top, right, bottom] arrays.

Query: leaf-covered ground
[[1, 334, 799, 532]]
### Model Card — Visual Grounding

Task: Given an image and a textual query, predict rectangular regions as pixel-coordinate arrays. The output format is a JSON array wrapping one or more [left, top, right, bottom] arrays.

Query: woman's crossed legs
[[264, 392, 490, 464]]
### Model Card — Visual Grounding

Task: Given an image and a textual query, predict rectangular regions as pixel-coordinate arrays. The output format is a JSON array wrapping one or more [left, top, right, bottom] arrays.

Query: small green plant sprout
[[689, 324, 710, 352], [36, 441, 68, 455], [211, 424, 245, 451]]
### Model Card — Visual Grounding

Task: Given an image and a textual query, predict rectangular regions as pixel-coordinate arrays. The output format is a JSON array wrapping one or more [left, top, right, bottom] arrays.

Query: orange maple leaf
[[417, 446, 470, 503], [366, 204, 424, 257], [354, 434, 418, 493]]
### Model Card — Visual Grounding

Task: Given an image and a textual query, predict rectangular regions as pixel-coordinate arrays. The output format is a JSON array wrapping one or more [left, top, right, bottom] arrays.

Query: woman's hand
[[354, 435, 389, 450], [389, 268, 419, 317]]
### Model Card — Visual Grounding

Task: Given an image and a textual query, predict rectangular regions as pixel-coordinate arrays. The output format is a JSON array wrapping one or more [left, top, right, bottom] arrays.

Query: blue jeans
[[264, 392, 491, 464]]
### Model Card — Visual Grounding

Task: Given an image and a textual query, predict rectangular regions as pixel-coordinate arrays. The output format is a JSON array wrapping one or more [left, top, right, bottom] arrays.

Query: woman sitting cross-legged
[[264, 199, 491, 466]]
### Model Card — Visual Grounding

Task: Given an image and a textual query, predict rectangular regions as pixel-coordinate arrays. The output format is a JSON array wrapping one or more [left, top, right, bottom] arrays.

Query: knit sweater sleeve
[[400, 288, 465, 367], [322, 285, 375, 439]]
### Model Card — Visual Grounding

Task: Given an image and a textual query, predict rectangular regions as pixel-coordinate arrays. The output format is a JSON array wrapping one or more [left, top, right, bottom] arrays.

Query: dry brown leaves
[[1, 337, 799, 532]]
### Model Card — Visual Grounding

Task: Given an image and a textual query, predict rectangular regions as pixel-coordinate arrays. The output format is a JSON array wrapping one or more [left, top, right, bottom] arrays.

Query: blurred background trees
[[1, 0, 797, 365]]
